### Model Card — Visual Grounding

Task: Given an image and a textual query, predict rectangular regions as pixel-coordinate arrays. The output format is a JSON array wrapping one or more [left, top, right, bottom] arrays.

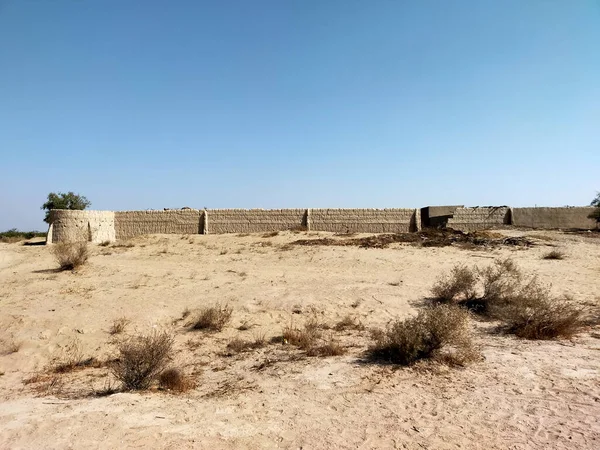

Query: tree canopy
[[41, 192, 91, 223]]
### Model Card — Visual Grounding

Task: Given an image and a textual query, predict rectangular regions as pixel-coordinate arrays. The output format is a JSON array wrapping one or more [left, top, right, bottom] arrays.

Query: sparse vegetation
[[191, 304, 233, 331], [226, 334, 266, 354], [306, 336, 346, 357], [368, 305, 478, 366], [500, 295, 585, 339], [334, 315, 365, 331], [0, 229, 46, 243], [430, 259, 588, 339], [158, 368, 196, 392], [542, 250, 565, 260], [431, 264, 478, 303], [109, 317, 130, 335], [53, 242, 89, 270], [111, 331, 174, 391]]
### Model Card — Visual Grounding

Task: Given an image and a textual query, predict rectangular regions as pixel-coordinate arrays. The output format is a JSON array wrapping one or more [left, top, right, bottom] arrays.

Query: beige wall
[[46, 205, 597, 243], [114, 210, 203, 240], [207, 209, 305, 234], [49, 210, 115, 243], [446, 207, 510, 232], [512, 207, 597, 230], [310, 209, 418, 233]]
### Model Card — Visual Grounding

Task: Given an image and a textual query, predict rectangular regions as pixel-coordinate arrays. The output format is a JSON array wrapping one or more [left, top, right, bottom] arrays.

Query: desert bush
[[542, 250, 565, 260], [368, 305, 478, 366], [500, 293, 584, 339], [432, 259, 587, 340], [191, 304, 233, 331], [431, 264, 478, 303], [112, 331, 174, 390], [158, 368, 196, 392], [53, 242, 89, 270]]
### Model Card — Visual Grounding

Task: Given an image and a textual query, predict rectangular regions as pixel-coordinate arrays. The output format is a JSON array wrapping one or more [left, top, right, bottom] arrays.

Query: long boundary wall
[[115, 210, 203, 240], [512, 207, 596, 230], [310, 209, 419, 233], [46, 205, 598, 243]]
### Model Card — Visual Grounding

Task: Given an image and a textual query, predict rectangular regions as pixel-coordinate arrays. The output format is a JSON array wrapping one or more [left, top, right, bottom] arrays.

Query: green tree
[[589, 192, 600, 223], [41, 192, 91, 223]]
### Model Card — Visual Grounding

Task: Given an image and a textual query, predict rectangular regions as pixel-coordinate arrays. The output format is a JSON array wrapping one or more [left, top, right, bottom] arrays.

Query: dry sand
[[0, 230, 599, 449]]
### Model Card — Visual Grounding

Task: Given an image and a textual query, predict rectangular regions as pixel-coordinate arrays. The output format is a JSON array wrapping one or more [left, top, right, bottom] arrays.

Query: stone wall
[[310, 209, 419, 233], [446, 207, 511, 232], [114, 210, 203, 240], [512, 207, 597, 230], [48, 210, 115, 244], [46, 205, 598, 243], [207, 209, 306, 234]]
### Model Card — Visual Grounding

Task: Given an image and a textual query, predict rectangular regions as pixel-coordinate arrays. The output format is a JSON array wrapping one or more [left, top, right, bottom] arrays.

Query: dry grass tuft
[[334, 315, 365, 331], [542, 250, 565, 260], [306, 337, 346, 357], [109, 317, 130, 335], [191, 304, 233, 332], [431, 264, 478, 304], [53, 242, 89, 270], [111, 331, 174, 391], [158, 368, 196, 392], [226, 334, 267, 354], [368, 305, 478, 366]]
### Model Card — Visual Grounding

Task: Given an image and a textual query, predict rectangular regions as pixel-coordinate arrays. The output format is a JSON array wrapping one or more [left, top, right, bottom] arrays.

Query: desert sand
[[0, 229, 599, 449]]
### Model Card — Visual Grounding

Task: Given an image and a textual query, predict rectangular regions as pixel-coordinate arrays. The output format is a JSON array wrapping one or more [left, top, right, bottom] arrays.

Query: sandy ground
[[0, 229, 599, 449]]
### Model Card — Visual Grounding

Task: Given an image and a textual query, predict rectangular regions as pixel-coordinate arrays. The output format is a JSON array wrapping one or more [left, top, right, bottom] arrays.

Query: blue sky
[[1, 0, 598, 230]]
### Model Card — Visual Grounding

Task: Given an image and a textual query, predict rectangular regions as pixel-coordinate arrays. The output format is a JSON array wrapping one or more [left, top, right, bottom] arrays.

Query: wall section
[[446, 207, 510, 231], [512, 207, 597, 230], [310, 209, 418, 233], [49, 210, 116, 243], [115, 210, 203, 240], [206, 209, 305, 234]]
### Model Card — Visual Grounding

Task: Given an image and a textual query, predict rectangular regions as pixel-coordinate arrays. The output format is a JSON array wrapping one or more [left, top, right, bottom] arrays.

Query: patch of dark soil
[[291, 228, 534, 250]]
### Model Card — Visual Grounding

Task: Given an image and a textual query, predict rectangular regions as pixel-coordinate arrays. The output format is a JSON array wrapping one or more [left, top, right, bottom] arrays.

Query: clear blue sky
[[1, 0, 598, 230]]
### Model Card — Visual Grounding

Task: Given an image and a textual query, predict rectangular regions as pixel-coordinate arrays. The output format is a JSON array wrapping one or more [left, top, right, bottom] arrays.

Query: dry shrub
[[306, 337, 346, 357], [500, 293, 584, 339], [431, 264, 478, 303], [226, 334, 266, 354], [49, 339, 100, 373], [542, 250, 565, 260], [191, 304, 233, 331], [334, 315, 365, 331], [53, 242, 89, 270], [432, 259, 587, 340], [111, 331, 174, 390], [158, 368, 196, 392], [368, 305, 478, 366], [109, 317, 130, 335]]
